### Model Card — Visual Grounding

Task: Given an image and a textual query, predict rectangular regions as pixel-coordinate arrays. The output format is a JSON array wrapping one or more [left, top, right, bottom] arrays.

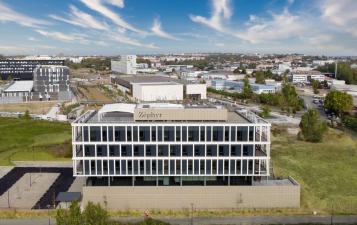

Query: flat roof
[[75, 103, 269, 124], [4, 81, 33, 92]]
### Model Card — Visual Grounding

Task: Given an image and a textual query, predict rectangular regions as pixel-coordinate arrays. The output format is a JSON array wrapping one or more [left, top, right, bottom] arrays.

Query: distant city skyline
[[0, 0, 356, 56]]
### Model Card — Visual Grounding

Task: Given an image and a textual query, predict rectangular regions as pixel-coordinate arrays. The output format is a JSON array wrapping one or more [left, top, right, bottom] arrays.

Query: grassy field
[[0, 117, 71, 165], [272, 127, 357, 214], [78, 85, 113, 102], [0, 102, 56, 114]]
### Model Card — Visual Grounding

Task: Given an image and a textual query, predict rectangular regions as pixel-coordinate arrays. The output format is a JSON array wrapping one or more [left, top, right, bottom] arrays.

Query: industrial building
[[0, 59, 64, 80], [72, 103, 300, 209], [211, 80, 280, 94], [1, 81, 33, 102], [111, 55, 137, 75], [111, 75, 206, 101]]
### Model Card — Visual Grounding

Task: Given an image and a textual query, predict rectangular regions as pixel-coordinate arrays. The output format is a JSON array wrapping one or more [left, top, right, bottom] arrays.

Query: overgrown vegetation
[[0, 117, 71, 165], [272, 127, 357, 214], [56, 201, 170, 225]]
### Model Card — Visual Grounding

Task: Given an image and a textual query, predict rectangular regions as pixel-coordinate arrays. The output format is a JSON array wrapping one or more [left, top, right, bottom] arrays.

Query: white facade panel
[[186, 84, 207, 99], [132, 83, 183, 101]]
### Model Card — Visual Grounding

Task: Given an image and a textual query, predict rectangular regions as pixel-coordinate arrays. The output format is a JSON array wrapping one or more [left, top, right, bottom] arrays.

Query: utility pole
[[335, 61, 338, 79], [7, 191, 10, 208]]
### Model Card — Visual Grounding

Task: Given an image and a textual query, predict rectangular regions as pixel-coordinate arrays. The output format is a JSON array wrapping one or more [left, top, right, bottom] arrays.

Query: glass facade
[[73, 124, 270, 178]]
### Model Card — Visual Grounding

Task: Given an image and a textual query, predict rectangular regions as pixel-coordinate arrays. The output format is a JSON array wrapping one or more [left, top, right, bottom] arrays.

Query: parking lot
[[0, 167, 76, 209]]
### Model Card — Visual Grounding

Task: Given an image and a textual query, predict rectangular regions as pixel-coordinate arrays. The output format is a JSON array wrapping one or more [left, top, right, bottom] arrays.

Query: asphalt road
[[2, 215, 357, 225]]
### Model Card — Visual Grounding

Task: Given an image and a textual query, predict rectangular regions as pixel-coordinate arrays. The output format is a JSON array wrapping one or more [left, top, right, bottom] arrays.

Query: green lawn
[[272, 127, 357, 214], [0, 117, 71, 165]]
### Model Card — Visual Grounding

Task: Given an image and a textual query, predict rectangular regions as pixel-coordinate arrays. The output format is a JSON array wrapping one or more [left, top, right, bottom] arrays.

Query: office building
[[74, 103, 301, 210], [72, 103, 270, 186], [111, 55, 137, 75], [33, 65, 71, 100], [0, 60, 64, 80]]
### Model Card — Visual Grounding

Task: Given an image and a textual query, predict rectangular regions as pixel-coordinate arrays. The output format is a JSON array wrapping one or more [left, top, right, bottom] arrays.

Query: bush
[[298, 109, 328, 142]]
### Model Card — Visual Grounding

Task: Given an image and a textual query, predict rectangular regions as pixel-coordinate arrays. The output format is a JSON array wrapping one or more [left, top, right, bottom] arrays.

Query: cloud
[[49, 5, 109, 31], [320, 0, 357, 37], [235, 9, 306, 44], [108, 32, 158, 49], [106, 0, 124, 8], [28, 37, 37, 41], [151, 18, 179, 40], [35, 29, 88, 43], [190, 0, 232, 32], [0, 2, 48, 28], [80, 0, 144, 34]]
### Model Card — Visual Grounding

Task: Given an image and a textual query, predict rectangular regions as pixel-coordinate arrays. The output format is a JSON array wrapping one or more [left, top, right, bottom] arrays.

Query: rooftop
[[4, 81, 33, 92], [75, 103, 268, 124]]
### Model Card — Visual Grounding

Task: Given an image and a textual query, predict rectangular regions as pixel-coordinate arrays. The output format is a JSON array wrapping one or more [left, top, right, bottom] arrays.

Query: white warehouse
[[132, 82, 183, 101]]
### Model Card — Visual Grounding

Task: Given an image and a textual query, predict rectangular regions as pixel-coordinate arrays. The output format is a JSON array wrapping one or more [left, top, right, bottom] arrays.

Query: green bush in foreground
[[56, 201, 170, 225], [298, 109, 327, 142]]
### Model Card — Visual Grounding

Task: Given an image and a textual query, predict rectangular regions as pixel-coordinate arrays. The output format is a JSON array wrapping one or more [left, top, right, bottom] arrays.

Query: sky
[[0, 0, 356, 56]]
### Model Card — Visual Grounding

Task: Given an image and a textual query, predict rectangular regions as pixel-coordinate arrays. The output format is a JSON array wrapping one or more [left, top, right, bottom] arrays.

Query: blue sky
[[0, 0, 356, 56]]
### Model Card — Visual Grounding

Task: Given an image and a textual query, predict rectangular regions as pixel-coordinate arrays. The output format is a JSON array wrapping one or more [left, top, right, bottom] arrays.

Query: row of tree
[[317, 63, 357, 84], [65, 58, 111, 71]]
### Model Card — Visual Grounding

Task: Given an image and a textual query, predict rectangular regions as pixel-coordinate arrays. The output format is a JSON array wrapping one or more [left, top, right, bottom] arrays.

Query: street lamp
[[47, 204, 51, 225]]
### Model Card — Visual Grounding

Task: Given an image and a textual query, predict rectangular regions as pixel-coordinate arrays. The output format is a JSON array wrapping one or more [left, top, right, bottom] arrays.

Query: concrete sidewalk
[[3, 215, 356, 225]]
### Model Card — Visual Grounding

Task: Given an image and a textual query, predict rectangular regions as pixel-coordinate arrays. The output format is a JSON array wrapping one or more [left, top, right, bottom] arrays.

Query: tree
[[241, 77, 252, 99], [255, 71, 266, 84], [324, 90, 353, 117], [7, 75, 13, 81], [259, 105, 271, 118], [311, 79, 320, 94], [298, 109, 327, 142]]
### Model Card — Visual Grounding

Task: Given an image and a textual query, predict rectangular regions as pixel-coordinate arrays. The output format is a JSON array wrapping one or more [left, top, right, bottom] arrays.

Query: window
[[182, 126, 187, 141], [102, 127, 107, 141], [90, 126, 101, 141], [170, 145, 180, 156], [127, 127, 132, 141], [133, 126, 138, 141], [224, 127, 230, 141], [151, 126, 156, 141], [158, 145, 168, 156], [200, 126, 205, 141], [188, 126, 199, 141], [175, 127, 181, 141], [182, 145, 193, 156], [114, 126, 125, 141], [139, 126, 150, 141], [194, 145, 205, 156], [121, 145, 132, 157], [206, 145, 217, 156], [206, 126, 211, 141], [146, 145, 156, 156], [164, 126, 174, 141], [213, 126, 223, 141]]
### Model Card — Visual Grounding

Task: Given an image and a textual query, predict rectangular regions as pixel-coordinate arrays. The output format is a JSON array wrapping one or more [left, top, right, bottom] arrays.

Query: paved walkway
[[2, 215, 357, 225]]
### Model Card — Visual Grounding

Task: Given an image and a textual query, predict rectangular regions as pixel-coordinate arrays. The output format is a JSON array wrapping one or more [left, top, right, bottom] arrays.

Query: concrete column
[[132, 177, 135, 186], [180, 176, 182, 186], [228, 176, 230, 186], [156, 176, 158, 186], [108, 177, 110, 186], [204, 177, 206, 186]]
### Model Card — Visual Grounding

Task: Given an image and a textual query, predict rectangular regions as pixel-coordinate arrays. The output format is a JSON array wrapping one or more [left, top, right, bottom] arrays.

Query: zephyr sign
[[138, 111, 163, 119]]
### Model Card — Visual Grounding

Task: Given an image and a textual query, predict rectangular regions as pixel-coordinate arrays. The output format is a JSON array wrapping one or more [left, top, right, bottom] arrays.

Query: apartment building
[[111, 55, 137, 75]]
